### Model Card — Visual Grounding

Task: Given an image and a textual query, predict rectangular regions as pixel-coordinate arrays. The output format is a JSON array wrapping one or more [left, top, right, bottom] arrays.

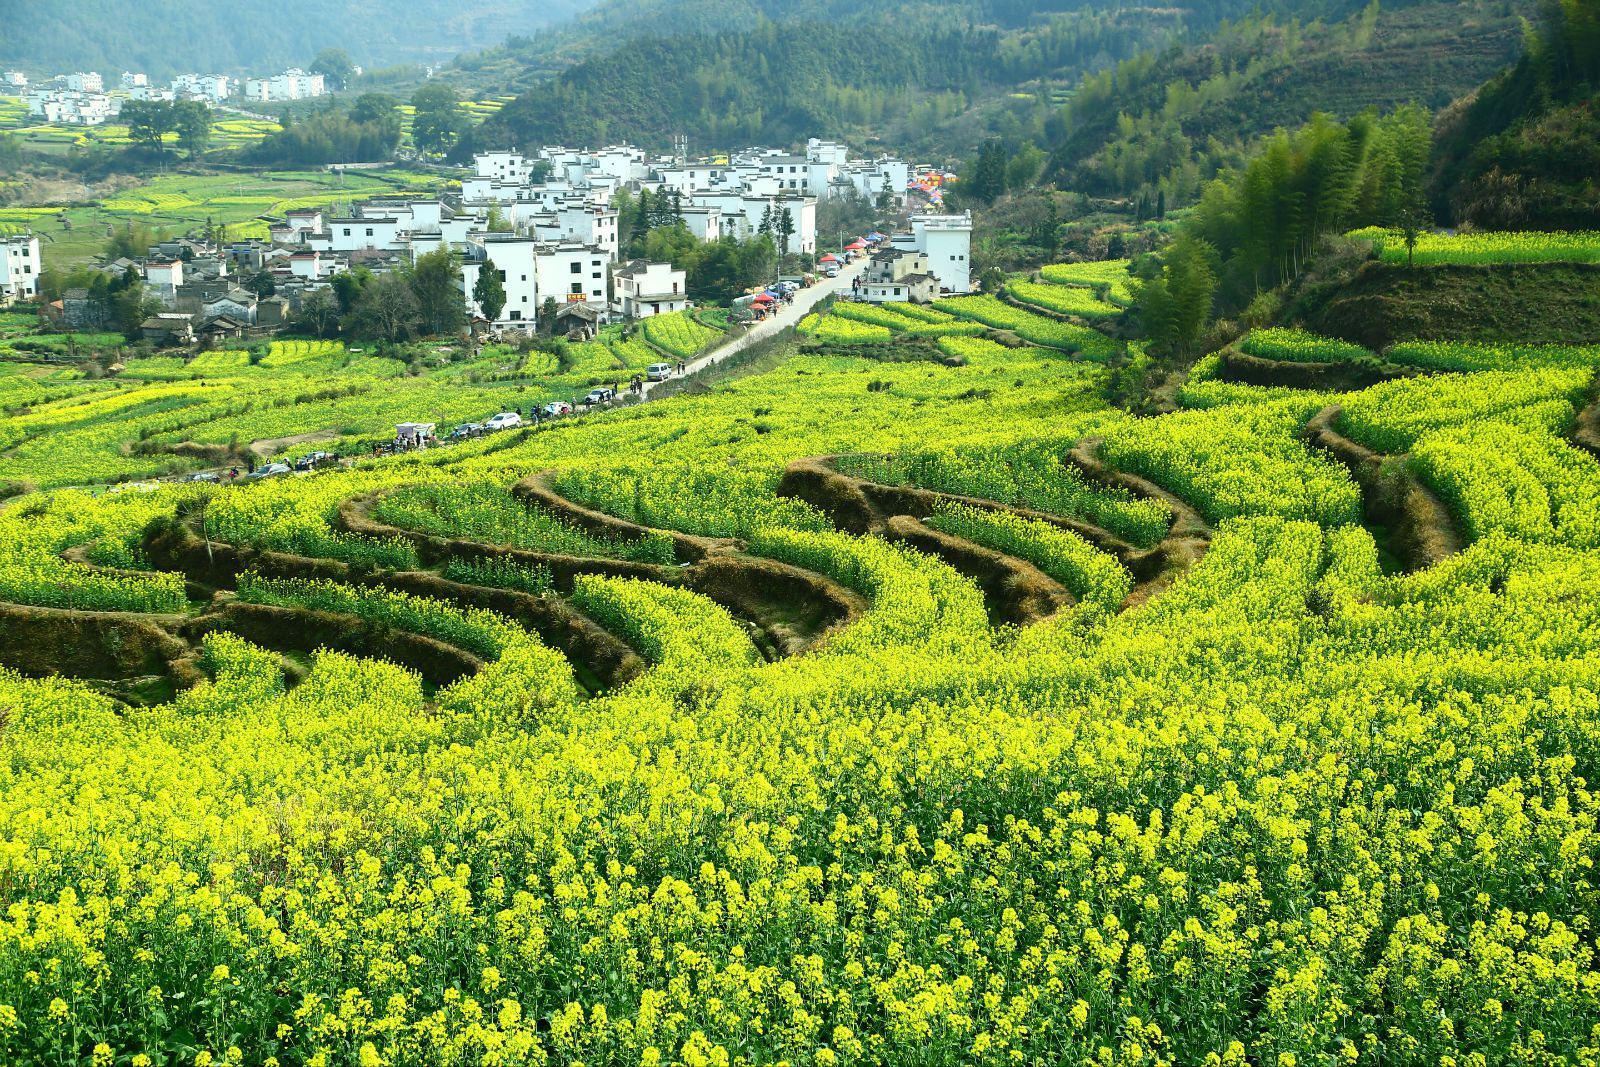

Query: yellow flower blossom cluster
[[0, 295, 1598, 1066]]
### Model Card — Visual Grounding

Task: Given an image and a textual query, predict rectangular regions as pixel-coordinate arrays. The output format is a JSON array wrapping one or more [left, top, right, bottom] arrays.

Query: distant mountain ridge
[[0, 0, 597, 78]]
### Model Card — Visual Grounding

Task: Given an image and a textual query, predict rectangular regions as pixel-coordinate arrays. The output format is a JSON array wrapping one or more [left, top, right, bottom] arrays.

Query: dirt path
[[248, 429, 339, 459]]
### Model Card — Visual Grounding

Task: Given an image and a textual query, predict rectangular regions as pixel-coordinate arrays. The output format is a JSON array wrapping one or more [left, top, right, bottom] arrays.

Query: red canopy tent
[[845, 240, 867, 250], [818, 253, 838, 263], [752, 293, 776, 304]]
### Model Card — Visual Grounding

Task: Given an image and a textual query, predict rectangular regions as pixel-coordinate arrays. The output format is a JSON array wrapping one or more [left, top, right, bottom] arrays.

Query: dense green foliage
[[1432, 0, 1600, 228], [1042, 3, 1525, 204]]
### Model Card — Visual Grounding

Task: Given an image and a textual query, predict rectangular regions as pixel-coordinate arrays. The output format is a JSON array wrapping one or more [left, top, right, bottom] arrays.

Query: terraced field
[[4, 254, 1600, 1066], [0, 167, 459, 266]]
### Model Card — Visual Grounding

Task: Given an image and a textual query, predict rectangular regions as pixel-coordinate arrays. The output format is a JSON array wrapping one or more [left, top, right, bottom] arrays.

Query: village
[[3, 65, 327, 127], [1, 138, 970, 347]]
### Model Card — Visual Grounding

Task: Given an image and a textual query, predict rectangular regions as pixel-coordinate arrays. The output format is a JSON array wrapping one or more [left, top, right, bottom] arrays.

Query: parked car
[[185, 471, 220, 483], [582, 387, 616, 406], [485, 412, 523, 431], [448, 422, 484, 441], [294, 450, 336, 472], [647, 362, 674, 382], [541, 401, 572, 417], [245, 462, 292, 480], [822, 263, 839, 278]]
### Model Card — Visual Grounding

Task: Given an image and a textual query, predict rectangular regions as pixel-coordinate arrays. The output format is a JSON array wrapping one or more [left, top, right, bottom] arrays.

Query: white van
[[647, 362, 674, 382]]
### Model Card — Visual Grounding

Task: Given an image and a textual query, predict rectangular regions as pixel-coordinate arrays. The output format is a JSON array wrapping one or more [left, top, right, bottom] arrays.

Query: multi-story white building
[[128, 85, 176, 103], [144, 258, 184, 304], [65, 72, 103, 93], [463, 236, 539, 325], [0, 234, 41, 305], [25, 88, 116, 125], [171, 74, 230, 102], [535, 242, 609, 309], [312, 215, 405, 254], [678, 206, 722, 242], [895, 212, 973, 295], [474, 151, 534, 184], [612, 260, 688, 319], [2, 72, 27, 89], [120, 72, 147, 89], [242, 69, 325, 102], [461, 237, 609, 328]]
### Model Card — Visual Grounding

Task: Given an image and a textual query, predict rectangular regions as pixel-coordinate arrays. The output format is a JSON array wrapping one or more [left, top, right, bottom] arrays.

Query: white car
[[541, 401, 572, 417], [245, 462, 292, 480], [647, 362, 674, 382], [485, 412, 523, 431]]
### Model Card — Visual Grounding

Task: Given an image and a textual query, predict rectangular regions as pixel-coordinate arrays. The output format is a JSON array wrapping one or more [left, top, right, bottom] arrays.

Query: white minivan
[[485, 412, 523, 431], [647, 362, 674, 382]]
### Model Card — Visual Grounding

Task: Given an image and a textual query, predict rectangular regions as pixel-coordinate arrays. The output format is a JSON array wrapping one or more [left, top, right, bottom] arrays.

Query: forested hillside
[[0, 0, 596, 77], [462, 0, 1495, 153], [466, 15, 1164, 152], [1040, 0, 1528, 202], [1430, 0, 1600, 228]]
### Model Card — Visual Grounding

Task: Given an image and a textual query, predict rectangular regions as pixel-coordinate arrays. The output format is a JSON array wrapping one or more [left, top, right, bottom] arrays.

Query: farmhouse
[[613, 261, 688, 319], [1, 235, 41, 306], [860, 249, 938, 304]]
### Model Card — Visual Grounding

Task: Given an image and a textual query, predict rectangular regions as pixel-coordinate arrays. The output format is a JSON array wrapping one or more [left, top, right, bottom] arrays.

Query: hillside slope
[[461, 0, 1486, 153], [1429, 0, 1600, 228], [1043, 0, 1529, 200], [0, 0, 597, 77]]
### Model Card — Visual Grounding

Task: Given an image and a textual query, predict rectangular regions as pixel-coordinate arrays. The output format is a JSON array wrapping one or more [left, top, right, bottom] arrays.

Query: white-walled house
[[461, 238, 609, 328], [535, 242, 609, 308], [288, 251, 325, 281], [901, 212, 973, 294], [66, 72, 103, 93], [612, 260, 688, 319], [474, 151, 534, 184], [861, 249, 937, 304], [282, 208, 325, 241], [171, 74, 230, 102], [243, 69, 324, 102], [3, 72, 27, 89], [679, 206, 722, 242], [144, 258, 184, 302], [318, 216, 405, 253], [463, 236, 539, 326], [1, 235, 41, 305]]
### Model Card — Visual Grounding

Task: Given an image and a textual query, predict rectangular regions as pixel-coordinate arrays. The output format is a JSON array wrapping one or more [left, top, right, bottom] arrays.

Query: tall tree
[[311, 48, 356, 91], [296, 288, 340, 339], [171, 101, 211, 159], [411, 83, 464, 155], [473, 257, 507, 321], [351, 271, 419, 341], [408, 246, 465, 335], [775, 207, 795, 258], [967, 140, 1008, 204], [121, 100, 176, 155]]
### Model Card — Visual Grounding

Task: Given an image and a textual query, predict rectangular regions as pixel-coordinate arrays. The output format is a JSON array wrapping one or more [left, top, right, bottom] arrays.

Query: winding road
[[638, 256, 869, 400]]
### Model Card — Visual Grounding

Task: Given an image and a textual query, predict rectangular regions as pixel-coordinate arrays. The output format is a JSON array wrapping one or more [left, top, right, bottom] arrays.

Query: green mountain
[[1038, 0, 1530, 202], [0, 0, 597, 78], [460, 0, 1472, 154]]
